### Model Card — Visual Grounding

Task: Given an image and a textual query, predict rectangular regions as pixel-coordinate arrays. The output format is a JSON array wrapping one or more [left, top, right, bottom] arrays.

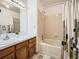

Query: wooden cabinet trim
[[29, 37, 36, 48], [0, 46, 15, 58]]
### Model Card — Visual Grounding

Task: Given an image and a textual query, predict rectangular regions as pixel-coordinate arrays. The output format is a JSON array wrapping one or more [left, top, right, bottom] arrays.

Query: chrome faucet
[[3, 34, 9, 40]]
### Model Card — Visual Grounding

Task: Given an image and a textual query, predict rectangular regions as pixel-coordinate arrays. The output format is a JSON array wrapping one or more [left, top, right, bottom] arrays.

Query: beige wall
[[37, 10, 45, 42], [37, 4, 63, 41], [44, 14, 63, 40], [37, 10, 63, 41]]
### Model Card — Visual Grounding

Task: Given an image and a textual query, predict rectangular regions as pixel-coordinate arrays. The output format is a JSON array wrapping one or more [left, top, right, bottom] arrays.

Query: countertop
[[0, 34, 36, 50]]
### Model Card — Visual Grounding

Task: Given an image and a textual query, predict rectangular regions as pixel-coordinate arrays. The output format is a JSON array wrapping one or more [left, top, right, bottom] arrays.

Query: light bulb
[[6, 5, 10, 8]]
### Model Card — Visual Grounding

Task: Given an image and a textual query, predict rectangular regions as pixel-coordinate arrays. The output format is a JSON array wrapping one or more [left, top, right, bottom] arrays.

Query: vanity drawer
[[16, 42, 27, 50], [29, 37, 36, 48], [0, 46, 15, 58], [29, 37, 36, 43]]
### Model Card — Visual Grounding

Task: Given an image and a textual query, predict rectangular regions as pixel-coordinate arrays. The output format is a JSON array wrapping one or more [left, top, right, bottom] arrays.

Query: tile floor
[[31, 54, 56, 59], [32, 51, 78, 59]]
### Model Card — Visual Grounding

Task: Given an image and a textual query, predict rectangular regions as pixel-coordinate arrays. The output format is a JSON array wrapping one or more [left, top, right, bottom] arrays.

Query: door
[[28, 38, 36, 58], [29, 47, 35, 58], [16, 46, 28, 59]]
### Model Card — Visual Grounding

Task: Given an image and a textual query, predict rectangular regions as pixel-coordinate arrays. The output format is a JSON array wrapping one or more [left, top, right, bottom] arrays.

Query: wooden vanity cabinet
[[0, 37, 36, 59], [16, 41, 28, 59], [0, 46, 15, 59]]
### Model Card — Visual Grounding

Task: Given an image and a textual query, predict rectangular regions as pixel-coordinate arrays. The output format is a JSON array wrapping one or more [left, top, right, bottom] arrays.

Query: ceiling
[[0, 0, 25, 13], [0, 0, 72, 13], [40, 0, 68, 7]]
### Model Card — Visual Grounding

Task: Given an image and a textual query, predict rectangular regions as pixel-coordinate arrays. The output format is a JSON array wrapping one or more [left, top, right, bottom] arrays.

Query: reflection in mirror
[[0, 0, 21, 34]]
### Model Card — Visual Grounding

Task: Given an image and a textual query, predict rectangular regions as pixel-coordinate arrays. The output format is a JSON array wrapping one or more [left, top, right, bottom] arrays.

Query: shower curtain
[[63, 0, 78, 59]]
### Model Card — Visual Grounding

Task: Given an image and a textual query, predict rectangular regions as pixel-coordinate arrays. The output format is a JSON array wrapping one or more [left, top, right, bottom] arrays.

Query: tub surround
[[43, 39, 61, 46], [0, 34, 36, 50], [39, 42, 61, 59]]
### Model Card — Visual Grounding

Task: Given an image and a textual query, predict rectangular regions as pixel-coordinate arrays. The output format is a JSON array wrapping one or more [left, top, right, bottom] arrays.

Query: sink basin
[[0, 33, 26, 48], [0, 39, 4, 43], [0, 33, 19, 41], [0, 40, 7, 45]]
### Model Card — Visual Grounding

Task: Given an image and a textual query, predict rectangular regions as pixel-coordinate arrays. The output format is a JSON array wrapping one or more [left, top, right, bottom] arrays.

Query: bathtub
[[39, 39, 62, 59]]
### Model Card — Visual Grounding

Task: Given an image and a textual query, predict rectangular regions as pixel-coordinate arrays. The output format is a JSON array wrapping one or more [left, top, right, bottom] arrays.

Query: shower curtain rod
[[49, 0, 75, 7], [48, 2, 64, 7], [48, 0, 77, 7]]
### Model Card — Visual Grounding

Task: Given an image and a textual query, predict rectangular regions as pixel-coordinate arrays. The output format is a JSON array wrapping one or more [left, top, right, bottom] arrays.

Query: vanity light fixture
[[5, 5, 10, 8], [5, 0, 25, 9]]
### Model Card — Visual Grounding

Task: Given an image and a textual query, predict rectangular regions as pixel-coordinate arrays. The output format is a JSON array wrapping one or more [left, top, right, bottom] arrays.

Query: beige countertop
[[0, 34, 36, 50]]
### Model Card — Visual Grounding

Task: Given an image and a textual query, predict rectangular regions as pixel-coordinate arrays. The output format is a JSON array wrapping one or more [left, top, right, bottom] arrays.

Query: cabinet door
[[2, 53, 15, 59], [28, 37, 36, 58], [16, 46, 28, 59], [29, 47, 35, 58]]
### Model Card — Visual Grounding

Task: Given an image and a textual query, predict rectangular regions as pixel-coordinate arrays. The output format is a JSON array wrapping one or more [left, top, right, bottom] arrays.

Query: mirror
[[0, 0, 22, 34]]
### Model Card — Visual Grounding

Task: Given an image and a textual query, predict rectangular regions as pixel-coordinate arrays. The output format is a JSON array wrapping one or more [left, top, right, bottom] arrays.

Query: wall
[[27, 0, 37, 35], [37, 10, 45, 42], [20, 9, 28, 34], [20, 0, 37, 35], [20, 0, 28, 34], [27, 0, 37, 52], [45, 4, 64, 15], [44, 4, 63, 40], [37, 4, 64, 41], [44, 14, 63, 40]]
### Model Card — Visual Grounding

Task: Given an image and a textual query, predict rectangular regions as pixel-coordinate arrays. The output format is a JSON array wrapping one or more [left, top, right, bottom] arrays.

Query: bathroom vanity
[[0, 36, 36, 59]]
